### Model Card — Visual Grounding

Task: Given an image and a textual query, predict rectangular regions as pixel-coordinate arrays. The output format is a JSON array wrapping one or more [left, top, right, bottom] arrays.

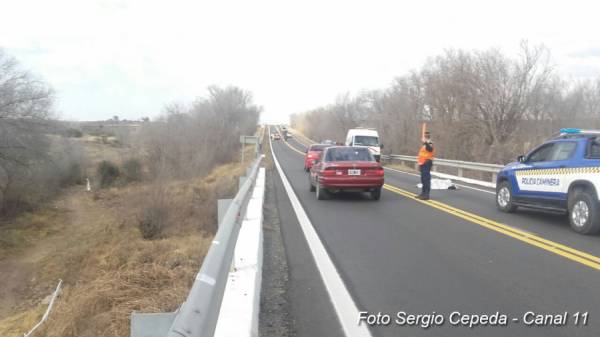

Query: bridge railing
[[381, 154, 504, 185]]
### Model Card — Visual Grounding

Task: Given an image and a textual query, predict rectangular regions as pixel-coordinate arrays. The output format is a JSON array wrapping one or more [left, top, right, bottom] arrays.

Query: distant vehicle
[[309, 146, 384, 200], [283, 130, 292, 140], [496, 128, 600, 234], [304, 144, 331, 171], [272, 133, 281, 140], [321, 139, 336, 145], [345, 128, 383, 162]]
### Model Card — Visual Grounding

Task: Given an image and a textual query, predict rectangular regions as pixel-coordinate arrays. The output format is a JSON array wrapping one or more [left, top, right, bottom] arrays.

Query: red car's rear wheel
[[371, 187, 381, 201], [309, 175, 316, 192], [316, 184, 329, 200]]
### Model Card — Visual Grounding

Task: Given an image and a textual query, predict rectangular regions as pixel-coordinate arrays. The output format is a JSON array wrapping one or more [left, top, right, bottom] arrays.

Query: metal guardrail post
[[239, 176, 247, 190], [217, 199, 233, 227]]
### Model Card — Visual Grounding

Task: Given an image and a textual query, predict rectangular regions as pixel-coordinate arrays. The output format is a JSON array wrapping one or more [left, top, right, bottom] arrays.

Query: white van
[[345, 128, 382, 161]]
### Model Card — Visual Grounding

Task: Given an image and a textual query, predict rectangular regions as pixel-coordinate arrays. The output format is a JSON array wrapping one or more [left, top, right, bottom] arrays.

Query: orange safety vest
[[417, 143, 435, 165]]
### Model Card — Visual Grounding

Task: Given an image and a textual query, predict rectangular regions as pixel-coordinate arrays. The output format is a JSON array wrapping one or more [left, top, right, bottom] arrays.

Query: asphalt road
[[270, 127, 600, 337]]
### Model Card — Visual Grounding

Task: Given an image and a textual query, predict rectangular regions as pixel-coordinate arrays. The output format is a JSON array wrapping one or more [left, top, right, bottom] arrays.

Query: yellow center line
[[288, 128, 315, 146], [280, 135, 307, 155], [384, 184, 600, 270], [273, 126, 600, 271], [294, 138, 312, 147]]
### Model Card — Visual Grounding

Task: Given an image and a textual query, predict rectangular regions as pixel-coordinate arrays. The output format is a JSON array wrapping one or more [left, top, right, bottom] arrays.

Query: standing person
[[416, 131, 435, 200]]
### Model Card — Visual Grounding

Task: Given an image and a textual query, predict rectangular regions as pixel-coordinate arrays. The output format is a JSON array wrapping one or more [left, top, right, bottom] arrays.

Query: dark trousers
[[419, 160, 432, 196]]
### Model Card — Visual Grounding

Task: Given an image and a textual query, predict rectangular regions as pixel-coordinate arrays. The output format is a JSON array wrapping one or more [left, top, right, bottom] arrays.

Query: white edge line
[[383, 166, 496, 195], [268, 127, 373, 337]]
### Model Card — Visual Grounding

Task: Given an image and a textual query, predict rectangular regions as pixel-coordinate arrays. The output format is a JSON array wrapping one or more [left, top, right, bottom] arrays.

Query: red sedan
[[309, 146, 384, 200], [304, 144, 330, 171]]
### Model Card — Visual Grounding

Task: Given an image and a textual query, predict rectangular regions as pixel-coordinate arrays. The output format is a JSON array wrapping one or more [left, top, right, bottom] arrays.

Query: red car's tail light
[[321, 170, 337, 176], [320, 166, 339, 176], [365, 168, 385, 176], [307, 151, 320, 159]]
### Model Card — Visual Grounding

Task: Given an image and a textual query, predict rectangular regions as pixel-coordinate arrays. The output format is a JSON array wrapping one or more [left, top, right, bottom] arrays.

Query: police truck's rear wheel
[[496, 181, 517, 213], [568, 190, 600, 234]]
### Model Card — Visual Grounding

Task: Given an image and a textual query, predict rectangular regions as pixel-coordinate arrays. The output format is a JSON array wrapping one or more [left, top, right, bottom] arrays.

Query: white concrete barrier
[[214, 168, 265, 337]]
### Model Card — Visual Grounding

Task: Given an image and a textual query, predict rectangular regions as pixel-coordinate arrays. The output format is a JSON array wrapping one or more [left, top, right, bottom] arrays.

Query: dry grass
[[73, 136, 129, 172], [0, 305, 45, 336], [0, 208, 67, 259], [39, 236, 206, 337], [0, 156, 249, 337]]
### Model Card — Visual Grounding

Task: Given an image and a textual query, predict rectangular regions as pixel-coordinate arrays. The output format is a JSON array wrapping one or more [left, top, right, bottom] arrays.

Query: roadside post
[[240, 135, 259, 164], [217, 199, 233, 227]]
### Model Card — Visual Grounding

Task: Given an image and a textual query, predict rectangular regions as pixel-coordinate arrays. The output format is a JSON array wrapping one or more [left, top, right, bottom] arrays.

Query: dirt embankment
[[0, 158, 248, 337]]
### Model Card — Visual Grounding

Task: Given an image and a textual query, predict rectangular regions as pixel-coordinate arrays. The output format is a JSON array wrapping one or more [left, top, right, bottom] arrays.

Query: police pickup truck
[[496, 129, 600, 234]]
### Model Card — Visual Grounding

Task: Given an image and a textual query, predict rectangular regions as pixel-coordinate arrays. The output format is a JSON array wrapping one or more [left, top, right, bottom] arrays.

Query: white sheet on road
[[417, 178, 457, 190]]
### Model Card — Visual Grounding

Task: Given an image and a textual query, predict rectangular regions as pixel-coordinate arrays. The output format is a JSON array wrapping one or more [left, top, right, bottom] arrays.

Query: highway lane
[[271, 127, 600, 337], [284, 133, 600, 263]]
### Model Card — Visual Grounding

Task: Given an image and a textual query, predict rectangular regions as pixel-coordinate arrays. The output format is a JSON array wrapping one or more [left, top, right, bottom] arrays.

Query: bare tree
[[0, 49, 81, 216], [138, 86, 261, 180], [292, 43, 599, 165], [0, 49, 54, 119]]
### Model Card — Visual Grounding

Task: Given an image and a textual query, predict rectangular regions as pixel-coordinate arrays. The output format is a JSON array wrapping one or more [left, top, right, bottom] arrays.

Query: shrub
[[122, 159, 142, 182], [65, 128, 83, 138], [97, 161, 120, 187], [60, 163, 84, 186], [138, 205, 168, 239]]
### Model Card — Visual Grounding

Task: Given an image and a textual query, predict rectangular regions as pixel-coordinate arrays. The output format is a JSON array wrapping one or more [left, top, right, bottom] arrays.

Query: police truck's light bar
[[559, 128, 600, 135], [559, 128, 581, 134]]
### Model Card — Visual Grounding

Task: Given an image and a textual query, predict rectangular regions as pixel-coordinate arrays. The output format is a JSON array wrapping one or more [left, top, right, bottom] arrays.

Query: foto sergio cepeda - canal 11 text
[[357, 311, 590, 329]]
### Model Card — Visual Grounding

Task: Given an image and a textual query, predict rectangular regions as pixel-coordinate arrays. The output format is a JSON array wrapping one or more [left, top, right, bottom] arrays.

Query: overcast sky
[[2, 0, 599, 123]]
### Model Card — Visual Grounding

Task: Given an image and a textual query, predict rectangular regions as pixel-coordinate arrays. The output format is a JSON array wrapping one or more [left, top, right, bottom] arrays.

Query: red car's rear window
[[325, 147, 374, 162], [309, 144, 328, 152]]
